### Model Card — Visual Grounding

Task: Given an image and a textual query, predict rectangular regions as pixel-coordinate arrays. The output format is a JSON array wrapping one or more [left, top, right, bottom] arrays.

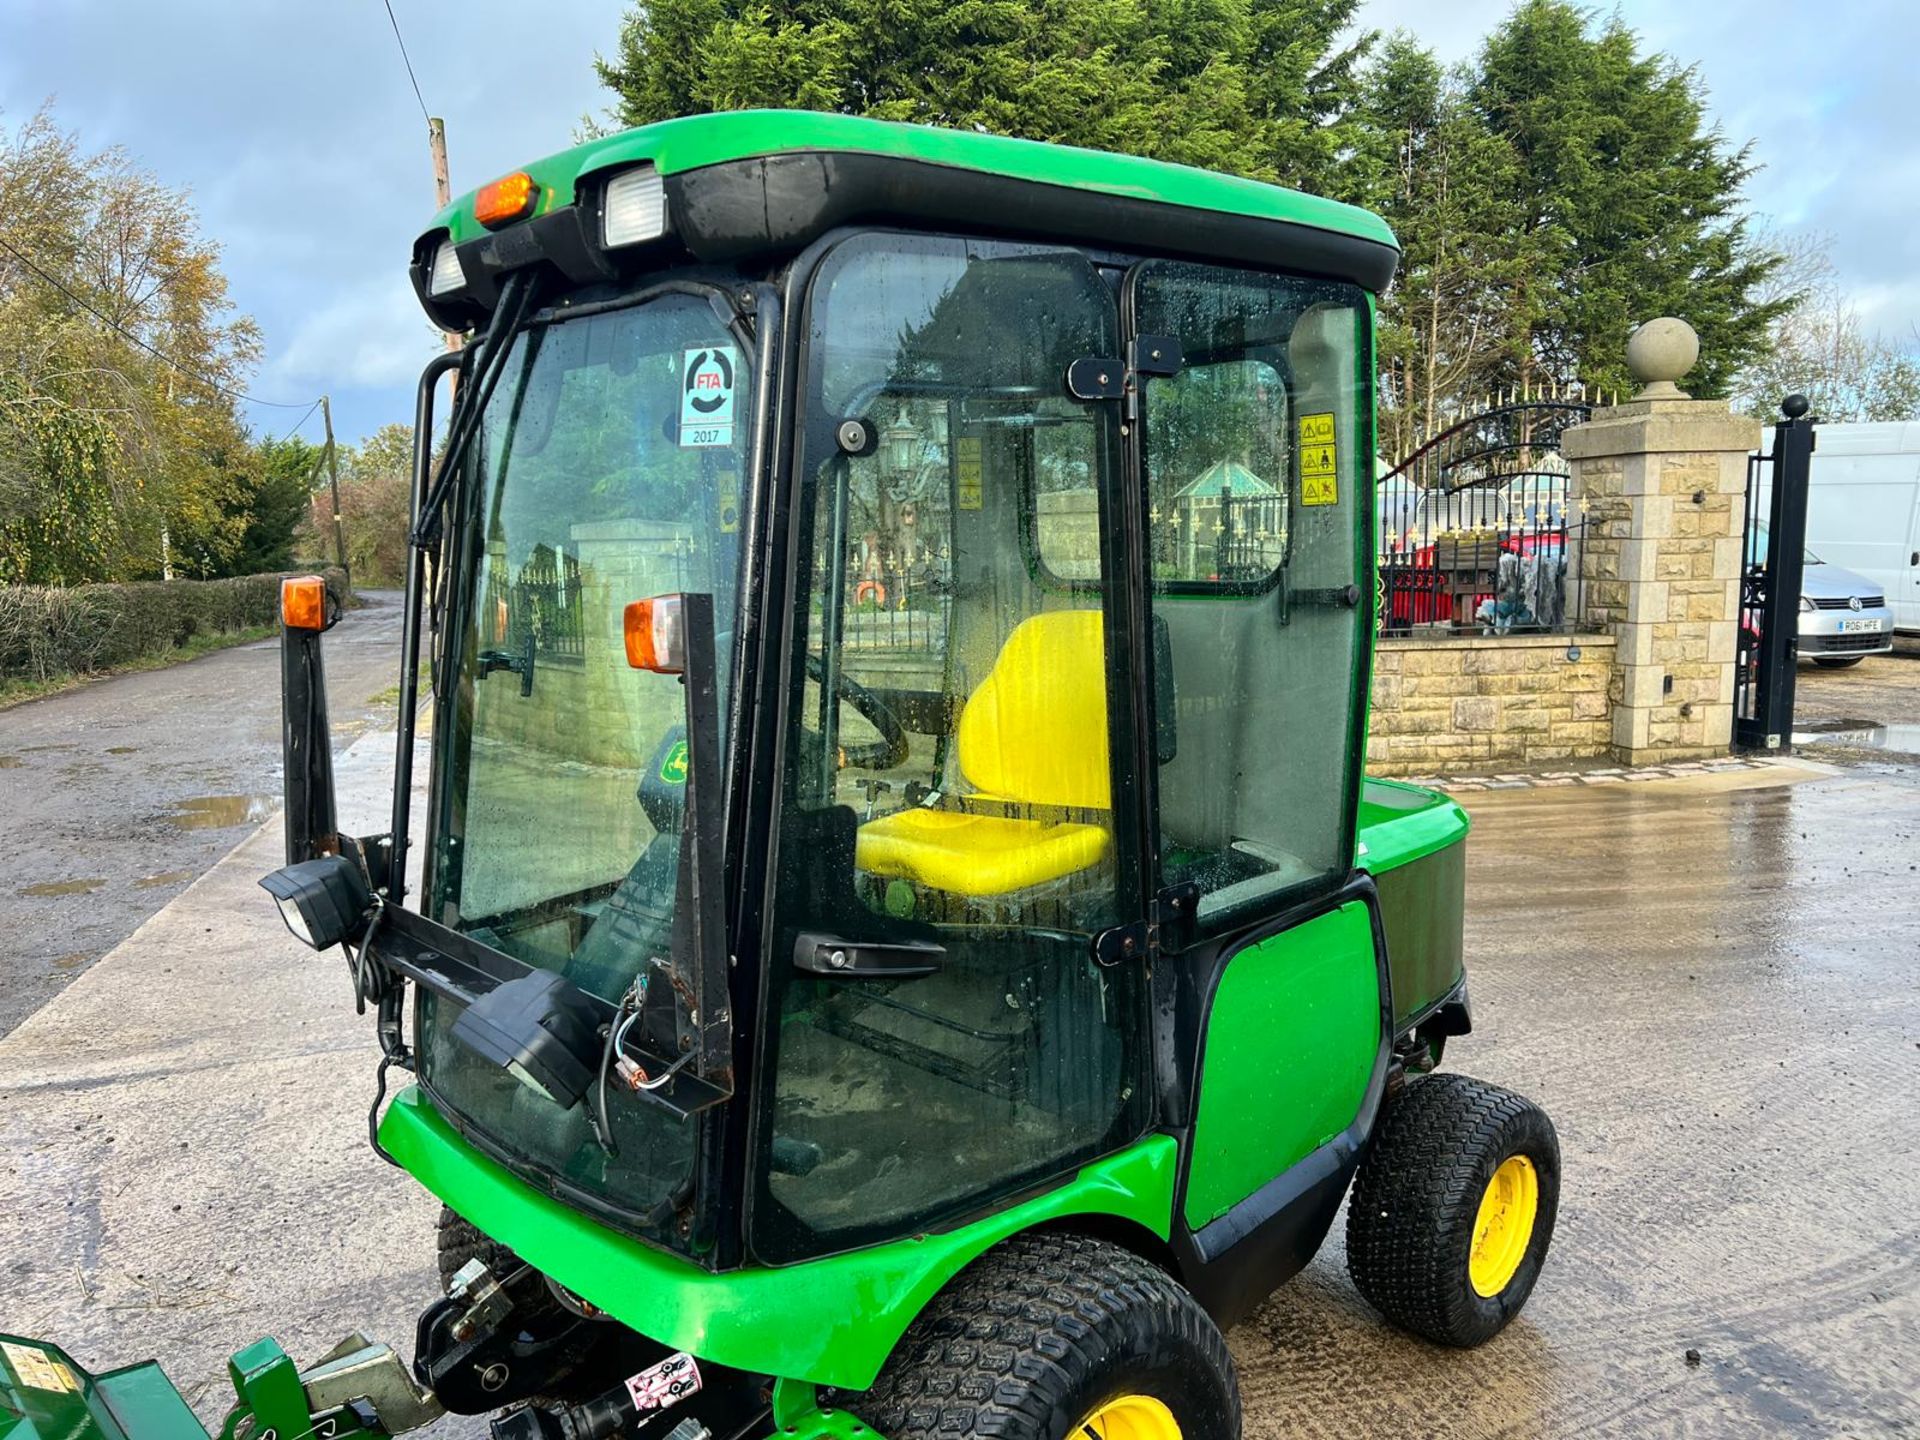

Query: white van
[[1798, 422, 1920, 633]]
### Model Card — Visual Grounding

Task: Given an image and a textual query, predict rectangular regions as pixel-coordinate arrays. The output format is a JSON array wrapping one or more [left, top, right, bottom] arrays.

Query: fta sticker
[[625, 1351, 703, 1414], [1299, 411, 1338, 506], [678, 347, 738, 448], [2, 1342, 80, 1394]]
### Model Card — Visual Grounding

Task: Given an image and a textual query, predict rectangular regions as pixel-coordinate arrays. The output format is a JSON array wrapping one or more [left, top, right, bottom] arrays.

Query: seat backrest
[[955, 610, 1109, 809]]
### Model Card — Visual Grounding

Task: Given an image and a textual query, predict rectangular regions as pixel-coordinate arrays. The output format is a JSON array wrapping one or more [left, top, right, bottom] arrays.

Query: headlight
[[1799, 596, 1815, 613], [428, 239, 466, 297], [602, 165, 667, 248]]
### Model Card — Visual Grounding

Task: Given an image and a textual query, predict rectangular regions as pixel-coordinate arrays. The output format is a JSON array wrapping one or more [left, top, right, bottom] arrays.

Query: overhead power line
[[0, 232, 318, 410], [266, 397, 325, 447], [381, 0, 432, 125]]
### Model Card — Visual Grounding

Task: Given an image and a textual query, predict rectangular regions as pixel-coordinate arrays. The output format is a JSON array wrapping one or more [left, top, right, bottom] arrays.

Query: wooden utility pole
[[429, 117, 461, 364], [321, 395, 350, 590]]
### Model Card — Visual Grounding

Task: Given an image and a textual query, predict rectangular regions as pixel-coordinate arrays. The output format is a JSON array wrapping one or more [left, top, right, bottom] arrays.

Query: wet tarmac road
[[1237, 760, 1920, 1437], [0, 592, 403, 1037]]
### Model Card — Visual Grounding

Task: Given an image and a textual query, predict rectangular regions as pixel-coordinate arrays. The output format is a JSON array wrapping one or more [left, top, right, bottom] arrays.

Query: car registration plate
[[1838, 617, 1882, 633]]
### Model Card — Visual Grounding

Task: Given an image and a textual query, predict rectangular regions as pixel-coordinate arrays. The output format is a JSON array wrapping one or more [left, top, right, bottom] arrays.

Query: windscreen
[[417, 290, 750, 1234]]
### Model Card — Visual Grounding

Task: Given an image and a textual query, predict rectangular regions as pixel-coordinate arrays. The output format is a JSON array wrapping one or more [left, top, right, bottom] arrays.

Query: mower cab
[[38, 110, 1555, 1440]]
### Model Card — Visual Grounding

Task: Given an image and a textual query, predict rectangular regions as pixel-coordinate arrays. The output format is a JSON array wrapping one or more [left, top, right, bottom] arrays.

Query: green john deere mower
[[2, 110, 1558, 1440]]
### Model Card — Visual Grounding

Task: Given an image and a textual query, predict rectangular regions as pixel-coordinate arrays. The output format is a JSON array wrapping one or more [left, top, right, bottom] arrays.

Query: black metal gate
[[1734, 396, 1816, 751], [1376, 394, 1592, 636]]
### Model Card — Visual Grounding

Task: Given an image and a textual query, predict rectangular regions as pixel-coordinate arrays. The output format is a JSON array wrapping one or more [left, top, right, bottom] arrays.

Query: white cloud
[[258, 275, 445, 392]]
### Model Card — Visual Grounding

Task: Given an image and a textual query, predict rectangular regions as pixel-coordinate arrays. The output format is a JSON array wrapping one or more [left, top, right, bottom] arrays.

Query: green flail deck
[[0, 1337, 206, 1440]]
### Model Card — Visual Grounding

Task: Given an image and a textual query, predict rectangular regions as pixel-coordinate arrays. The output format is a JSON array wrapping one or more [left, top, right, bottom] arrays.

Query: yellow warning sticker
[[955, 436, 984, 511], [1299, 412, 1338, 506], [3, 1342, 80, 1394]]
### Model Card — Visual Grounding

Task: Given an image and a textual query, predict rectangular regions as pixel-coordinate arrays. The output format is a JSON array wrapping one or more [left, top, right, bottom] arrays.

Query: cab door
[[750, 232, 1154, 1264], [1122, 261, 1389, 1247]]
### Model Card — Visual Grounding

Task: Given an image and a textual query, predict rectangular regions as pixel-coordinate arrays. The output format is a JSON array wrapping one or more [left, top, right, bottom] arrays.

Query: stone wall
[[1367, 633, 1617, 776]]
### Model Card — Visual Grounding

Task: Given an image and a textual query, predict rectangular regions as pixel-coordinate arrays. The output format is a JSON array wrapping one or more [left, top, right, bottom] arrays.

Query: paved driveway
[[0, 592, 403, 1036], [1, 753, 1914, 1437]]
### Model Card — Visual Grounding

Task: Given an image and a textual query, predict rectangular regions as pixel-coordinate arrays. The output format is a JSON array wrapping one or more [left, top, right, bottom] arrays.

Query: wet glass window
[[757, 233, 1147, 1261], [1136, 261, 1368, 926], [419, 292, 751, 1233]]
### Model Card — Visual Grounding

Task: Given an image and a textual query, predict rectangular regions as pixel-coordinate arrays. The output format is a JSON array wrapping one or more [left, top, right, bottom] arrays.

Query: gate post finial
[[1624, 317, 1700, 400]]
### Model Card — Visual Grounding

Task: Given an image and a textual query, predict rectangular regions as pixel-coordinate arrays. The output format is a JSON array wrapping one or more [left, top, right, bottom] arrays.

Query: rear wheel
[[851, 1232, 1238, 1440], [1812, 656, 1864, 668], [1345, 1072, 1559, 1348]]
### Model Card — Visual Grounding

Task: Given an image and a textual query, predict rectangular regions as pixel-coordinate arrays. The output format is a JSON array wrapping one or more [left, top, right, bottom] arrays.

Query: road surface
[[0, 591, 403, 1038], [1, 748, 1915, 1436]]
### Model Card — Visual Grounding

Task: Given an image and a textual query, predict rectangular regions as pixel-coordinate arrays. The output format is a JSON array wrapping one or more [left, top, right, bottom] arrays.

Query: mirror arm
[[280, 615, 339, 866]]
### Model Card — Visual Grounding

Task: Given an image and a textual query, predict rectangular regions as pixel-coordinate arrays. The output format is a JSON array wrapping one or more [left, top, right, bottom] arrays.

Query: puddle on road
[[1793, 718, 1920, 752], [0, 755, 20, 768], [167, 794, 275, 829], [134, 870, 195, 889], [19, 878, 106, 897]]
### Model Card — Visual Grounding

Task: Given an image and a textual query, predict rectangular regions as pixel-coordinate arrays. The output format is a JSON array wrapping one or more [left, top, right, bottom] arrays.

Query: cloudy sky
[[1, 1, 1910, 446]]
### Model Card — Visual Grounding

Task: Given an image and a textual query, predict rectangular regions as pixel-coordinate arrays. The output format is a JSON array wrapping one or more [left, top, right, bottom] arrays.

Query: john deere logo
[[659, 740, 689, 784]]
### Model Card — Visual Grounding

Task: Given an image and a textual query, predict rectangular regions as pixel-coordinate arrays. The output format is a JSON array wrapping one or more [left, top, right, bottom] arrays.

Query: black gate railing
[[1734, 397, 1816, 751], [1376, 395, 1592, 636], [481, 544, 585, 660]]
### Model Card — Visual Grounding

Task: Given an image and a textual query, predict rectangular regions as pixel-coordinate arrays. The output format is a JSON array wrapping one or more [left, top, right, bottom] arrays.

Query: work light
[[258, 855, 372, 951], [427, 239, 465, 297], [450, 970, 603, 1110], [601, 165, 667, 249]]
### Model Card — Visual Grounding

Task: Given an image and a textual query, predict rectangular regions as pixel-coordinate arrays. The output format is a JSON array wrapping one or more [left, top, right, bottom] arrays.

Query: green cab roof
[[427, 108, 1398, 260]]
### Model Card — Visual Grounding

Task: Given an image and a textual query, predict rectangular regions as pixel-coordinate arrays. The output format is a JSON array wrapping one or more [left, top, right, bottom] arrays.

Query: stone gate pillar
[[1562, 319, 1762, 764]]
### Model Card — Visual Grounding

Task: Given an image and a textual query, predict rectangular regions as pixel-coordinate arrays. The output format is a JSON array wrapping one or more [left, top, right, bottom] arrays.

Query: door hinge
[[1091, 883, 1199, 967]]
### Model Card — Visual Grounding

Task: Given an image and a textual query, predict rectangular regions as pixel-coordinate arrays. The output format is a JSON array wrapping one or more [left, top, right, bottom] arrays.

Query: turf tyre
[[850, 1231, 1239, 1440], [1345, 1072, 1559, 1348]]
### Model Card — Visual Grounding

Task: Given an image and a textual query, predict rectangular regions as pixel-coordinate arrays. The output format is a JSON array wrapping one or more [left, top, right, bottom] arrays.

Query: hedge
[[0, 569, 349, 684]]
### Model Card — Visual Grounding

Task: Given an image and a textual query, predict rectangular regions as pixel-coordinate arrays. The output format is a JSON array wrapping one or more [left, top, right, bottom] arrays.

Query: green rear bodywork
[[379, 1089, 1177, 1392], [1358, 778, 1471, 1031], [0, 1338, 205, 1440], [425, 109, 1396, 255]]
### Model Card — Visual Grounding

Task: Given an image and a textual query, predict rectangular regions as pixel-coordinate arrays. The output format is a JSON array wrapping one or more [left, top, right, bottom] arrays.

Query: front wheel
[[851, 1232, 1239, 1440], [1345, 1072, 1560, 1348]]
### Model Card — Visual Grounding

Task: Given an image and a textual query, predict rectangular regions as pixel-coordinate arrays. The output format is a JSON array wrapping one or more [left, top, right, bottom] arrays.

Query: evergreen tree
[[595, 0, 1374, 188], [1466, 0, 1786, 400], [1344, 36, 1533, 459]]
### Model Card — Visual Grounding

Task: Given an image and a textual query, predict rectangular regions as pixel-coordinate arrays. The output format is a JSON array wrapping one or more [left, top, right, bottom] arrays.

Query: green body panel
[[426, 109, 1397, 255], [379, 1088, 1177, 1391], [1182, 902, 1381, 1230], [1357, 777, 1471, 1031], [1357, 777, 1470, 872], [0, 1336, 207, 1440]]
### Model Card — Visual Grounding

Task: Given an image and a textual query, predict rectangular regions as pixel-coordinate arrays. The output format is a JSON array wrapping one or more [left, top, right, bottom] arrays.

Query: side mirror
[[279, 575, 342, 865]]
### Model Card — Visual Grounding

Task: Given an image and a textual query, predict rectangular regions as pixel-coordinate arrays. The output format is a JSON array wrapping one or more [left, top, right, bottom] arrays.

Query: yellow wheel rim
[[1078, 1394, 1182, 1440], [1469, 1154, 1539, 1298]]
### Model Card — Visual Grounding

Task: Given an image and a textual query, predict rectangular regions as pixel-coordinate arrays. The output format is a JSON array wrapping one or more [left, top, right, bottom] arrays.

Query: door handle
[[1910, 551, 1918, 566], [793, 932, 945, 980]]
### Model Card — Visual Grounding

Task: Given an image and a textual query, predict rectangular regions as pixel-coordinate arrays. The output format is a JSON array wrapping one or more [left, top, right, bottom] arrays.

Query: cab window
[[1135, 261, 1369, 926], [757, 233, 1147, 1261]]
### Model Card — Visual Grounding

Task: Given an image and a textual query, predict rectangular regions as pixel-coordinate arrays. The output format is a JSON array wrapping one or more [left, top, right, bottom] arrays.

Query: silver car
[[1747, 526, 1895, 667]]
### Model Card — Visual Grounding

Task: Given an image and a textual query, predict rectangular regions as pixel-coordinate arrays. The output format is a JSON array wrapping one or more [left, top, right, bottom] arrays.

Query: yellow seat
[[857, 611, 1110, 897]]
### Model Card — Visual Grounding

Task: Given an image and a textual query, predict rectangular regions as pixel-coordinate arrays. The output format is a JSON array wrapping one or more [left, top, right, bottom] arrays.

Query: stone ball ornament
[[1624, 317, 1700, 399]]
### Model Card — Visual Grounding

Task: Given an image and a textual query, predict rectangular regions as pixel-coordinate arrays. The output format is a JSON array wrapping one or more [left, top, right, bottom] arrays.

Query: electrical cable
[[0, 233, 319, 409], [380, 0, 433, 125], [264, 397, 324, 448]]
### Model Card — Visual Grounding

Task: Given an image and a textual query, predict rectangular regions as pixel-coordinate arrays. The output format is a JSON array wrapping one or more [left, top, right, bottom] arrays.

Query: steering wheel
[[805, 654, 909, 770]]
